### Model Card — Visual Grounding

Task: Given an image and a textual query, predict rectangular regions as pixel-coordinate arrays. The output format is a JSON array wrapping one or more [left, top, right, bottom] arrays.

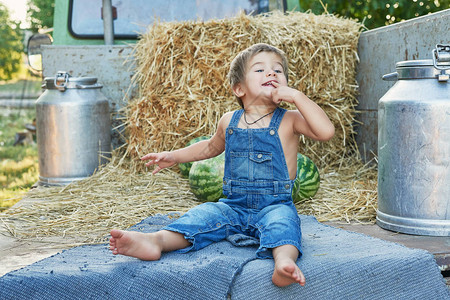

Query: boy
[[109, 43, 334, 287]]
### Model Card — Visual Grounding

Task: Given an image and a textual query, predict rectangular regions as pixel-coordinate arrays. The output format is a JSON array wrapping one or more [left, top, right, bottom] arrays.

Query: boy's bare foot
[[272, 258, 306, 287], [109, 229, 162, 261]]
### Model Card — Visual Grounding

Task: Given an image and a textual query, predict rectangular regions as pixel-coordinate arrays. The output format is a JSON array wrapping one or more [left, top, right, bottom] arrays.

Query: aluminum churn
[[36, 72, 111, 186], [377, 45, 450, 236]]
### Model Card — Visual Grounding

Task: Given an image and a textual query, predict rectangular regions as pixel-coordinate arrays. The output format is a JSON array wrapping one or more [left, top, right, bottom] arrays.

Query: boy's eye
[[255, 69, 264, 72], [275, 70, 282, 74]]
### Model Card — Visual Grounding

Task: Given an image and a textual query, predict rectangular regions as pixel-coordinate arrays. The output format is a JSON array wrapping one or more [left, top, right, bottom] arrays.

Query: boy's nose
[[266, 71, 276, 77]]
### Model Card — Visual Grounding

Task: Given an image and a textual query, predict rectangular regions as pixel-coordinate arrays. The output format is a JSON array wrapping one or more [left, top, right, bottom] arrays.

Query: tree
[[27, 0, 55, 32], [297, 0, 450, 29], [0, 3, 23, 80]]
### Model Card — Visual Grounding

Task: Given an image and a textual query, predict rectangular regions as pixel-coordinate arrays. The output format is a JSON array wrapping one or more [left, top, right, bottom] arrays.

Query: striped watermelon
[[179, 136, 210, 177], [292, 153, 320, 203], [188, 153, 225, 202]]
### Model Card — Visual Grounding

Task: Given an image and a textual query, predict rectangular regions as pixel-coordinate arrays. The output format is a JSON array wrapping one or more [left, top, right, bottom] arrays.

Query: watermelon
[[292, 153, 320, 203], [188, 153, 225, 202], [178, 136, 210, 177]]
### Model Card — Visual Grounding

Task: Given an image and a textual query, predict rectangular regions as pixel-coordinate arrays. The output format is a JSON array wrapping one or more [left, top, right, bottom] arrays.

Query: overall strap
[[228, 109, 244, 127], [269, 107, 287, 129]]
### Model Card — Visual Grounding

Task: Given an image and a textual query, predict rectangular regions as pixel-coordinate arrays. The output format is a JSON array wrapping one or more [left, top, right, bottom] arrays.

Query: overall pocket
[[230, 151, 273, 181]]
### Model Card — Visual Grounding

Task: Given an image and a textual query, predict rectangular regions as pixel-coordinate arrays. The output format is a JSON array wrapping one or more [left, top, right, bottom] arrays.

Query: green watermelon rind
[[179, 136, 210, 177], [188, 151, 319, 203], [292, 153, 320, 203], [189, 153, 225, 202]]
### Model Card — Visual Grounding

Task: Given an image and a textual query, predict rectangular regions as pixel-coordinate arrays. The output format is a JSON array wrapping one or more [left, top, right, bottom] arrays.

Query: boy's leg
[[272, 244, 305, 287], [254, 203, 305, 287], [110, 202, 239, 260], [109, 229, 191, 261]]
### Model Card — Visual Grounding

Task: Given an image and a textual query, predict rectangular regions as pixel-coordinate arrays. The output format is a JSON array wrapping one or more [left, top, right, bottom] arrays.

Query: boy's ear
[[232, 83, 245, 98]]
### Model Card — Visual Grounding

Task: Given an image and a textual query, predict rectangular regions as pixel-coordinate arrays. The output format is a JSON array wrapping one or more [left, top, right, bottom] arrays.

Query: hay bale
[[126, 11, 362, 169]]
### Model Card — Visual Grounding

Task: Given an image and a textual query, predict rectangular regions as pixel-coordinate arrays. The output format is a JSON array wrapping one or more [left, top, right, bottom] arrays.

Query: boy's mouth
[[262, 80, 278, 87]]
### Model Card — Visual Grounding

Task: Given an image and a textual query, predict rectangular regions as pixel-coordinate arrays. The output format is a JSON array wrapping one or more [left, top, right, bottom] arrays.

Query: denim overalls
[[164, 107, 302, 258]]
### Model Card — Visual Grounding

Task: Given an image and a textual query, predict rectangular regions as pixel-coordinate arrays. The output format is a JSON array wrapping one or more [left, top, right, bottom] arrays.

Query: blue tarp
[[1, 214, 449, 300]]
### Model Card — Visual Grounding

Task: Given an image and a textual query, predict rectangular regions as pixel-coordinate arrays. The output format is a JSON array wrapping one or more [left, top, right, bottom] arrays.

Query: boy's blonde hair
[[228, 43, 289, 108]]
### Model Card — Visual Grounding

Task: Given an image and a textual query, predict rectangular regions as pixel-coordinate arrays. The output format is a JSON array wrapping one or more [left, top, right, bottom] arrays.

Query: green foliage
[[0, 109, 38, 210], [27, 0, 55, 32], [297, 0, 450, 29], [0, 4, 24, 81]]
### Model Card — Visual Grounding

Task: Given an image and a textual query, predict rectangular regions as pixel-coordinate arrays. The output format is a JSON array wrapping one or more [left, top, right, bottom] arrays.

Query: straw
[[0, 151, 377, 245], [0, 155, 198, 246]]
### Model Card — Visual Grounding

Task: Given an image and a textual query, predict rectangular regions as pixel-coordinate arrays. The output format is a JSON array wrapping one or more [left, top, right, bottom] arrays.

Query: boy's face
[[233, 51, 288, 104]]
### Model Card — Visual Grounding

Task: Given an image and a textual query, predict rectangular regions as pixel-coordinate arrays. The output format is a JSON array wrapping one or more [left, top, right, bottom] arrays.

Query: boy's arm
[[141, 112, 231, 174], [271, 82, 335, 141]]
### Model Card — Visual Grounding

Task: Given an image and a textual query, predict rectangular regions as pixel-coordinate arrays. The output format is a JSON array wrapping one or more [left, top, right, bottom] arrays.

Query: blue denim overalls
[[164, 107, 302, 258]]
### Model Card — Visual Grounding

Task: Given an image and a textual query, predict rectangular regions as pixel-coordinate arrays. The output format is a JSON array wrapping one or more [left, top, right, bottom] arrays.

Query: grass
[[0, 77, 42, 97], [0, 60, 42, 96], [0, 64, 43, 211], [0, 79, 42, 96], [0, 100, 39, 212]]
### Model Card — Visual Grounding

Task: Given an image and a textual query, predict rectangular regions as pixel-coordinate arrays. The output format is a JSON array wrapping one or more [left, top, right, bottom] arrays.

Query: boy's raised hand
[[270, 81, 301, 104], [141, 152, 176, 174]]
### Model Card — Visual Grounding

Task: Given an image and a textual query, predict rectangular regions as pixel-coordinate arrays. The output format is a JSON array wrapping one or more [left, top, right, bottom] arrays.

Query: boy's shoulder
[[217, 111, 236, 129], [223, 110, 241, 118]]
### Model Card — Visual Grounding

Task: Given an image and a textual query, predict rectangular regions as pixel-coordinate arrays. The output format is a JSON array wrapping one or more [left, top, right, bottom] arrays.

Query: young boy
[[109, 43, 334, 287]]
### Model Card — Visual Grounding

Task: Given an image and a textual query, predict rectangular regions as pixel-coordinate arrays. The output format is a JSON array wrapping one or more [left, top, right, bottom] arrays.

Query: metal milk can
[[377, 45, 450, 236], [36, 72, 111, 186]]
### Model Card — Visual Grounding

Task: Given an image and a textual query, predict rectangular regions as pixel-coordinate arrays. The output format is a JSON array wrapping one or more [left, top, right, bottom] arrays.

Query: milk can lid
[[43, 72, 102, 91], [396, 59, 450, 68], [392, 59, 450, 80], [383, 45, 450, 81], [394, 45, 450, 80]]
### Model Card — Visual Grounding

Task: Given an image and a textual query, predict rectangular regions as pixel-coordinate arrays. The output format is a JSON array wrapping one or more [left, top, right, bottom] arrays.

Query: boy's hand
[[270, 81, 301, 104], [141, 152, 176, 174]]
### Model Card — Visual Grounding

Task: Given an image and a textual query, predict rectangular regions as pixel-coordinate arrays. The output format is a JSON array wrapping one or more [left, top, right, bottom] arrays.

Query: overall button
[[216, 223, 221, 227], [269, 130, 275, 135], [257, 154, 263, 159], [228, 129, 233, 135], [285, 184, 290, 189]]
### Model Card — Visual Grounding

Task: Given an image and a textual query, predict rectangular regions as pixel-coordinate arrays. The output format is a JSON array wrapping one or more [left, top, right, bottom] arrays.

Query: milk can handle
[[75, 83, 103, 89], [432, 44, 450, 71], [54, 71, 70, 92], [382, 72, 398, 81]]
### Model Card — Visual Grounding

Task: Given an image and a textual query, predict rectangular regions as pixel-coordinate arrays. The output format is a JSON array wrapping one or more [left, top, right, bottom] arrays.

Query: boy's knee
[[259, 204, 299, 225]]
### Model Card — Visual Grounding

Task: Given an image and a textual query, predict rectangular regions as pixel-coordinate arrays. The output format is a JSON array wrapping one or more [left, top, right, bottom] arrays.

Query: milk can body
[[36, 72, 111, 185], [377, 48, 450, 236]]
